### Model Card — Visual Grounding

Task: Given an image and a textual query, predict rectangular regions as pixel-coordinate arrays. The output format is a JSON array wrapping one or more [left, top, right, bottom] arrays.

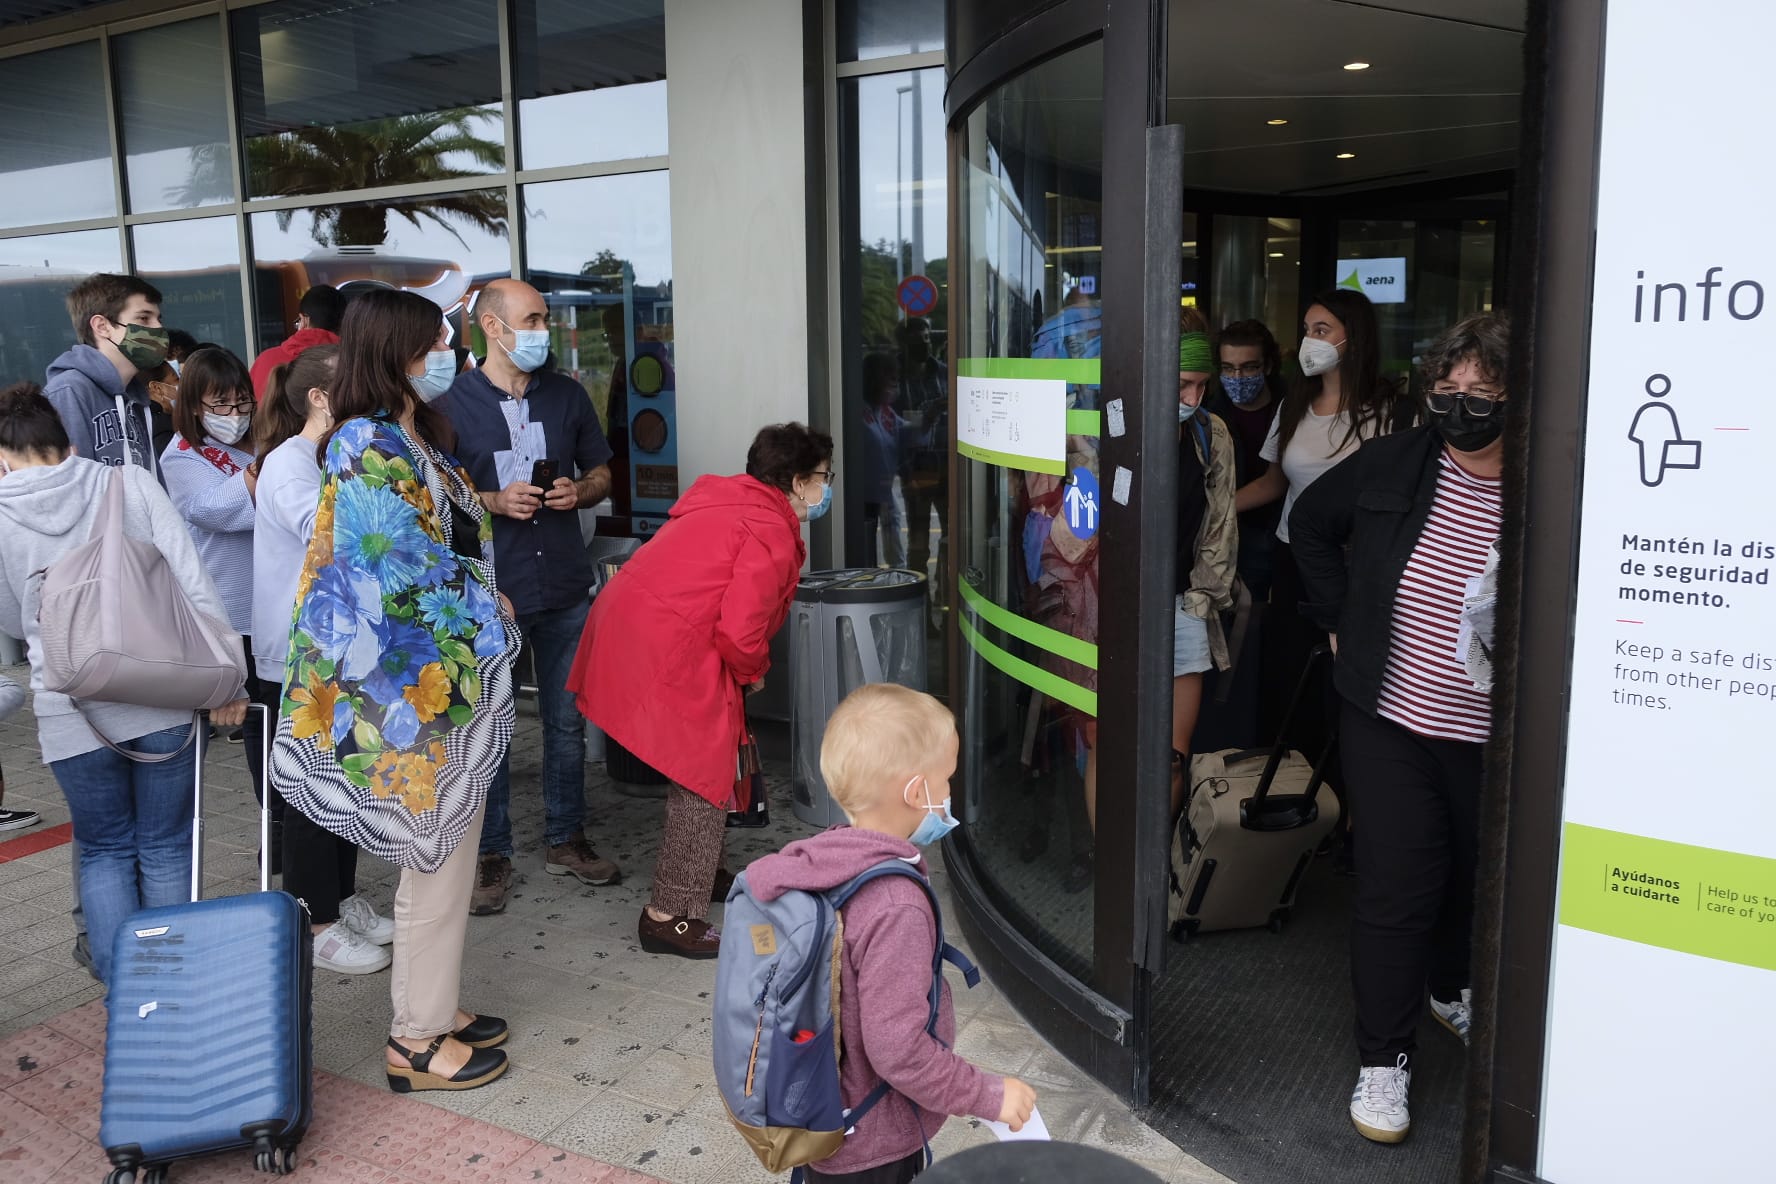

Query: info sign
[[1538, 5, 1776, 1182]]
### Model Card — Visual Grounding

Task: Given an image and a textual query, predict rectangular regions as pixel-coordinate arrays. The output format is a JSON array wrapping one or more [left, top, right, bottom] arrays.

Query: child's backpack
[[714, 858, 979, 1177]]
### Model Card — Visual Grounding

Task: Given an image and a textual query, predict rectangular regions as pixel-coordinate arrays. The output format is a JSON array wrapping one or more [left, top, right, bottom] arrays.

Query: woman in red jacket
[[568, 423, 833, 957]]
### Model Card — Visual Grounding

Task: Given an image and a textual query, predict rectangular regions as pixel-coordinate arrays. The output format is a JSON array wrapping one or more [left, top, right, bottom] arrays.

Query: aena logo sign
[[1337, 257, 1408, 304]]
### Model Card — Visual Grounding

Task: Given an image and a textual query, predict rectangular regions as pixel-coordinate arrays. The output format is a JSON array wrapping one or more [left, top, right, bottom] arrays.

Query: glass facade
[[837, 0, 945, 61], [522, 170, 674, 520], [0, 41, 114, 229], [230, 0, 505, 199], [954, 42, 1106, 979], [0, 0, 667, 400], [116, 18, 233, 215]]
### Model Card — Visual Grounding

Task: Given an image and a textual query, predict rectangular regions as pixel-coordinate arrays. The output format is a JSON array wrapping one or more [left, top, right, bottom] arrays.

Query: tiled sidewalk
[[0, 669, 1230, 1183], [1, 1000, 665, 1183]]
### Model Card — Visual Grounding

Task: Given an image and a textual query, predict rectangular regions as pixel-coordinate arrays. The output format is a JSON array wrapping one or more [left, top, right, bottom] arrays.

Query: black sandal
[[385, 1035, 507, 1093], [452, 1013, 509, 1049]]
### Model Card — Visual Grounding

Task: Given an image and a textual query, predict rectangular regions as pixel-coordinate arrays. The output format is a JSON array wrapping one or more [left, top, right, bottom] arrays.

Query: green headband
[[1178, 331, 1212, 374]]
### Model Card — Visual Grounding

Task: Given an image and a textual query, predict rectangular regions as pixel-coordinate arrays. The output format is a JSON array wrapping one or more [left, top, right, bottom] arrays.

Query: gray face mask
[[203, 412, 251, 446]]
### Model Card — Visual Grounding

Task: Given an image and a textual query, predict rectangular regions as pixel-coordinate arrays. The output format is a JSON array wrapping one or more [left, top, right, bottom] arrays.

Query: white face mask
[[1298, 336, 1344, 377], [203, 412, 251, 446]]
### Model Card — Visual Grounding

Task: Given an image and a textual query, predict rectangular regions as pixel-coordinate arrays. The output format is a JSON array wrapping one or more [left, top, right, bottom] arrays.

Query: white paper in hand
[[985, 1106, 1052, 1142]]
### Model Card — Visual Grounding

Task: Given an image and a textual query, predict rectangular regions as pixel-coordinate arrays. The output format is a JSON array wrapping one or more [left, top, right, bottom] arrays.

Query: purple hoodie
[[746, 826, 1005, 1175]]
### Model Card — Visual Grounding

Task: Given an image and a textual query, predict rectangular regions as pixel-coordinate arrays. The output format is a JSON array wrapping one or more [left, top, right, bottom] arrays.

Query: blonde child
[[744, 684, 1038, 1182]]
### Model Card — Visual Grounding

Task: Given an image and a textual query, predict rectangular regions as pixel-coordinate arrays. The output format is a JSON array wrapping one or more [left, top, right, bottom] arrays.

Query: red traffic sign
[[897, 274, 938, 317]]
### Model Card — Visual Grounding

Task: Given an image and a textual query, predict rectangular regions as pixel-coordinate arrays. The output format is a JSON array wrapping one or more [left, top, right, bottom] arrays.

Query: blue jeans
[[50, 725, 196, 985], [481, 599, 589, 856]]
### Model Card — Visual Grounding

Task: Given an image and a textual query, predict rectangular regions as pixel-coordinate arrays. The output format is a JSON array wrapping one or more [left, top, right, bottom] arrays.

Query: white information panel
[[956, 375, 1068, 475], [1539, 5, 1776, 1182], [1335, 256, 1407, 304]]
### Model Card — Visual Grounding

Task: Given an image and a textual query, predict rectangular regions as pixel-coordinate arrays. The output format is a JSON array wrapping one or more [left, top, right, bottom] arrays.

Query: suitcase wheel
[[1268, 908, 1291, 934], [1170, 918, 1199, 943], [104, 1171, 164, 1184], [254, 1140, 298, 1176]]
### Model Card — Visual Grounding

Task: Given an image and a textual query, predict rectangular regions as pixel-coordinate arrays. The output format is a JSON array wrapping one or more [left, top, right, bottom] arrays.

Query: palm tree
[[172, 107, 508, 249]]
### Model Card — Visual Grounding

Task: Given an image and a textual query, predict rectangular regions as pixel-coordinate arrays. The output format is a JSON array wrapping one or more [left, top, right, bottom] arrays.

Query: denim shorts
[[1173, 596, 1212, 676]]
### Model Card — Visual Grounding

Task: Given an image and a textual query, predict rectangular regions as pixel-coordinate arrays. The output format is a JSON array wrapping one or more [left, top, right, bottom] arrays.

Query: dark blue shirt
[[438, 367, 613, 616]]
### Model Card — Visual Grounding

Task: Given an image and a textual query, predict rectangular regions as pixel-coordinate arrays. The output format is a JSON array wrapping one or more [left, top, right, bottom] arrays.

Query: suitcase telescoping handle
[[188, 702, 275, 903], [1247, 643, 1333, 808]]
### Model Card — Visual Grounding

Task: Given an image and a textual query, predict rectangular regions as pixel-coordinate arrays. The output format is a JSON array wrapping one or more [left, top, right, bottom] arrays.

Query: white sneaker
[[1430, 989, 1472, 1046], [338, 895, 395, 946], [313, 921, 392, 974], [1350, 1054, 1412, 1143]]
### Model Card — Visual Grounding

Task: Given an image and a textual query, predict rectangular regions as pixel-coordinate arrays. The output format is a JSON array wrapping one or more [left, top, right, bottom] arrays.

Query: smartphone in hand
[[530, 459, 558, 489]]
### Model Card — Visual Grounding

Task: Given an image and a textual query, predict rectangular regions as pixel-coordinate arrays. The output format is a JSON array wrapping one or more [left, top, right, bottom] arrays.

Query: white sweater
[[251, 434, 325, 686]]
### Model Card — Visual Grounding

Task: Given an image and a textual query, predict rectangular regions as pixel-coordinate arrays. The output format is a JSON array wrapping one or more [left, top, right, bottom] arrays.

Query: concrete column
[[664, 0, 812, 487]]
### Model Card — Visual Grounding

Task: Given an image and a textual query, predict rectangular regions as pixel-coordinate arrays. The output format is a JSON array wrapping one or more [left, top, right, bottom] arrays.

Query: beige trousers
[[389, 803, 485, 1040]]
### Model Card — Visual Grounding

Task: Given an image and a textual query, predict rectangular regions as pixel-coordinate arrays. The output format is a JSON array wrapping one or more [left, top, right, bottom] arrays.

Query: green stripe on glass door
[[958, 616, 1098, 717], [956, 578, 1098, 670], [956, 357, 1101, 385]]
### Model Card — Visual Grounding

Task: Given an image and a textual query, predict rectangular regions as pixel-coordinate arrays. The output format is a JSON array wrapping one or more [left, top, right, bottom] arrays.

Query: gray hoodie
[[0, 456, 231, 764], [43, 344, 158, 471]]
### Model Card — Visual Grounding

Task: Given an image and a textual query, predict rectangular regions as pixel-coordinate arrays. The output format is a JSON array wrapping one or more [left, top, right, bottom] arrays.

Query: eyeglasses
[[1218, 362, 1264, 378], [1427, 389, 1505, 417], [812, 469, 836, 484], [203, 395, 255, 414]]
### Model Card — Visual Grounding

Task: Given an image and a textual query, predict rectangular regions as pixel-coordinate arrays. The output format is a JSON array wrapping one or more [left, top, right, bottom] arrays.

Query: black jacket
[[1288, 425, 1449, 716]]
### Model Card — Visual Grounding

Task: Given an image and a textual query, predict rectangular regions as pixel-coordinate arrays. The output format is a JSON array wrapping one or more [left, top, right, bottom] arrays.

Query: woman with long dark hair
[[252, 345, 395, 976], [1237, 290, 1415, 756], [271, 289, 519, 1092]]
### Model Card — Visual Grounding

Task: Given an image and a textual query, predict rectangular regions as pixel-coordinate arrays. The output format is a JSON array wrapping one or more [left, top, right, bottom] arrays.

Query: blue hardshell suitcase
[[100, 706, 313, 1181]]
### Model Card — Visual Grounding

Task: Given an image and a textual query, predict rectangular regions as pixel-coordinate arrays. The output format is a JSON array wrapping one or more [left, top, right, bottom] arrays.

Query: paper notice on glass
[[957, 376, 1067, 474], [985, 1107, 1052, 1142]]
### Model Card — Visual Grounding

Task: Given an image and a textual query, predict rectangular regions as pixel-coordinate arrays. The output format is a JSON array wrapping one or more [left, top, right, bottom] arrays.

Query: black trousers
[[1340, 701, 1482, 1066], [806, 1149, 923, 1184], [244, 652, 359, 925]]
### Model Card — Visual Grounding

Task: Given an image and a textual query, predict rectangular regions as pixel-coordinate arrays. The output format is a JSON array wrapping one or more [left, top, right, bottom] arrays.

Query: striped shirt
[[1376, 451, 1501, 742]]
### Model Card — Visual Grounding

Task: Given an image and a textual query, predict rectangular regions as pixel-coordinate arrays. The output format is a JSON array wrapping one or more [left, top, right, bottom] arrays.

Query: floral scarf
[[269, 416, 519, 872]]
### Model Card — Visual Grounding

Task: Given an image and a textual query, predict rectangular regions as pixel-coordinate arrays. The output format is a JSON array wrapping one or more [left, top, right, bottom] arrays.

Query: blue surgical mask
[[1222, 374, 1266, 405], [906, 777, 960, 846], [804, 480, 832, 521], [1177, 401, 1199, 423], [497, 317, 550, 373], [409, 350, 457, 403]]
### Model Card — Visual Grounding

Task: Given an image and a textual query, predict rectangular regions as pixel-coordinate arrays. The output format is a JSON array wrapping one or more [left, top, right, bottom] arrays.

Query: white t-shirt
[[251, 434, 325, 684], [1260, 406, 1381, 544]]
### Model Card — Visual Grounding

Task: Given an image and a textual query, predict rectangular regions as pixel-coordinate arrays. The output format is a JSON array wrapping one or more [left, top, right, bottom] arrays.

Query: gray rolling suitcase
[[1168, 645, 1341, 937]]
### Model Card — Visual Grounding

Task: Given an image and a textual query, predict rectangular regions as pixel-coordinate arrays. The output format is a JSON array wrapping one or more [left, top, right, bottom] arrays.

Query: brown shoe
[[544, 834, 621, 886], [470, 854, 512, 915], [638, 910, 721, 959]]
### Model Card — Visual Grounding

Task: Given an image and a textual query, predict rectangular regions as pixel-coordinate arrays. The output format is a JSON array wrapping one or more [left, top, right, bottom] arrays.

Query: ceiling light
[[1267, 118, 1288, 125], [1344, 61, 1370, 71], [1269, 252, 1285, 258], [1336, 152, 1356, 159]]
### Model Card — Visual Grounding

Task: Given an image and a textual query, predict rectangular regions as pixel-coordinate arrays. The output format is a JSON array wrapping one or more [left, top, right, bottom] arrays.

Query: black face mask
[[1431, 405, 1504, 453]]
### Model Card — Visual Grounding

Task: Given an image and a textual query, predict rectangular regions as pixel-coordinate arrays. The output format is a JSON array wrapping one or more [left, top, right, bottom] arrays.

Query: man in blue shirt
[[439, 279, 618, 914]]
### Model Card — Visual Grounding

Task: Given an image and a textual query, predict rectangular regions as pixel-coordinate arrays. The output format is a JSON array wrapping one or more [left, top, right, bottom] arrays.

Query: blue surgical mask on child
[[1177, 401, 1199, 423], [1221, 373, 1267, 405], [803, 480, 833, 521], [906, 776, 960, 846], [408, 350, 457, 403]]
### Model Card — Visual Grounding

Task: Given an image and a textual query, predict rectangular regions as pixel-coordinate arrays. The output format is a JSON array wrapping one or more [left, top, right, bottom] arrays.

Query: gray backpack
[[713, 858, 978, 1178], [36, 468, 245, 757]]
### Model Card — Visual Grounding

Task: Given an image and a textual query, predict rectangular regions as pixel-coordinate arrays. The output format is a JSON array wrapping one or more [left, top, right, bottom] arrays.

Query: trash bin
[[582, 536, 669, 791], [790, 569, 928, 827]]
